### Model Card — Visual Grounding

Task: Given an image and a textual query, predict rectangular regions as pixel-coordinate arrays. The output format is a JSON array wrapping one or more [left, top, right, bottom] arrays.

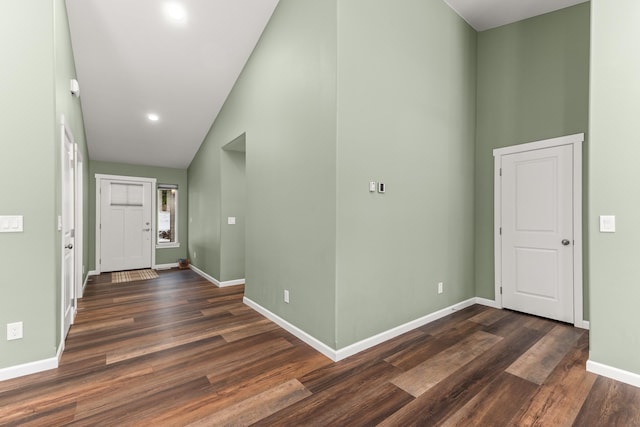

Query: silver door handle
[[143, 228, 150, 232], [65, 243, 73, 249], [561, 239, 571, 246]]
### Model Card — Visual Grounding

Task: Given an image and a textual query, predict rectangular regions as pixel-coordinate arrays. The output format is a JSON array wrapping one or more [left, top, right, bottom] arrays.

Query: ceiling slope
[[444, 0, 589, 31], [66, 0, 279, 169]]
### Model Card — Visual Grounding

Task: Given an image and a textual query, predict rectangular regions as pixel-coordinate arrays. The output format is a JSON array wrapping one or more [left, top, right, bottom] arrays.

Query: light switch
[[369, 182, 377, 192], [0, 216, 23, 233], [228, 217, 236, 225], [600, 215, 616, 233]]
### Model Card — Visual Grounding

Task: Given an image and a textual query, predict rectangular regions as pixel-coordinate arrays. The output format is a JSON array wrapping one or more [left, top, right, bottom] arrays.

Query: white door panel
[[501, 145, 573, 323], [61, 119, 76, 339], [100, 179, 152, 272]]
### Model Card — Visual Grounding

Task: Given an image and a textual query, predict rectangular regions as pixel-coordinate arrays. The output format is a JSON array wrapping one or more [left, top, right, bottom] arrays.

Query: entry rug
[[112, 269, 159, 283]]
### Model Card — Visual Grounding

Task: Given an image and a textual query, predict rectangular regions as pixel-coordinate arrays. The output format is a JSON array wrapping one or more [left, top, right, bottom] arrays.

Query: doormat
[[111, 269, 159, 283]]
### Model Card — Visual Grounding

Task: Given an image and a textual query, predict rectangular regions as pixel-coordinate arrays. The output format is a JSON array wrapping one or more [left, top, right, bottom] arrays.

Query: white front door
[[99, 179, 153, 272], [500, 144, 574, 323], [61, 119, 76, 338]]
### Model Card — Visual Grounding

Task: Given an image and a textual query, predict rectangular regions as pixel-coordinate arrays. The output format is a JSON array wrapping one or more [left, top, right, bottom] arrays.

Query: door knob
[[561, 239, 571, 246], [143, 228, 150, 232], [65, 243, 73, 249]]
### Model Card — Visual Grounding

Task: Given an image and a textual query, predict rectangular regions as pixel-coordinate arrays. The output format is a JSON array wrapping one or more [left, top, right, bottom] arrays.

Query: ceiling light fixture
[[164, 2, 187, 21], [147, 113, 160, 122]]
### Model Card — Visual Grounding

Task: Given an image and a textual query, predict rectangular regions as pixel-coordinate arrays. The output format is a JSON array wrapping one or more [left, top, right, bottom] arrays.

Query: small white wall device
[[70, 79, 80, 97]]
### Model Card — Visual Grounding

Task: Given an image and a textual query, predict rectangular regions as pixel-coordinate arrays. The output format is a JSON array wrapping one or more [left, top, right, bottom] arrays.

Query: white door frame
[[95, 174, 156, 274], [493, 133, 586, 329], [60, 115, 76, 343], [75, 147, 84, 298]]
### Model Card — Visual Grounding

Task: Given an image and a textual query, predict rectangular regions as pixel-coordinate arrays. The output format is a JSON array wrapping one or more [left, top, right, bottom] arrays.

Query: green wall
[[221, 139, 247, 281], [189, 0, 338, 346], [0, 0, 88, 370], [589, 0, 640, 376], [89, 161, 188, 270], [335, 0, 477, 348], [474, 3, 590, 318]]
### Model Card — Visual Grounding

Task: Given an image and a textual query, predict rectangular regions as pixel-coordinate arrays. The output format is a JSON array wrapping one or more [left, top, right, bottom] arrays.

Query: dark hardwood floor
[[1, 269, 639, 426]]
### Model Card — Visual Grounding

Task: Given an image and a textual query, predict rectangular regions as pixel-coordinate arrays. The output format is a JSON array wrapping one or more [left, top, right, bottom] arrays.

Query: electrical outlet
[[438, 282, 444, 294], [284, 290, 290, 304], [7, 322, 23, 340]]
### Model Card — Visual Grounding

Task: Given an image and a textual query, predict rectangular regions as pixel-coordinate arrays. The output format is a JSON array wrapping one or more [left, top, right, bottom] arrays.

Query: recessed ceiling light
[[147, 113, 160, 122], [164, 2, 187, 21]]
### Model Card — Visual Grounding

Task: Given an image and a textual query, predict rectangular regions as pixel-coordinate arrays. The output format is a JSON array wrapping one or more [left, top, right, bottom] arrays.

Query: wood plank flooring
[[1, 269, 639, 426]]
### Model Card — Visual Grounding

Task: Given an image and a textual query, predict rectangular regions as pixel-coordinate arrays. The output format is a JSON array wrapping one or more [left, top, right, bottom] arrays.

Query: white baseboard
[[88, 270, 99, 276], [0, 355, 59, 382], [587, 360, 640, 389], [335, 298, 477, 361], [189, 264, 245, 288], [475, 297, 501, 309], [243, 297, 477, 362], [243, 297, 337, 361], [576, 320, 590, 330], [154, 263, 179, 270]]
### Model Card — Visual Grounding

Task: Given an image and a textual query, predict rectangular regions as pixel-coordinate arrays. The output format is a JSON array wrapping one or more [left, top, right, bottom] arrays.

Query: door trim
[[60, 115, 76, 346], [75, 147, 84, 299], [493, 133, 586, 328], [95, 174, 157, 274]]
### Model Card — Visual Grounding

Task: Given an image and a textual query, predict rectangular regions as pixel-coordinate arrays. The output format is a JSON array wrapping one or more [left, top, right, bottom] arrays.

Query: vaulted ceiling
[[66, 0, 589, 170]]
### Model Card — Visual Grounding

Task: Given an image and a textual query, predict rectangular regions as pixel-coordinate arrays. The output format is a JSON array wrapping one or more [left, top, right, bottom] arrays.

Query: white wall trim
[[243, 297, 478, 362], [220, 279, 246, 287], [154, 263, 179, 270], [189, 264, 245, 288], [587, 360, 640, 389], [335, 298, 477, 361], [88, 270, 99, 276], [577, 320, 590, 330], [243, 297, 337, 361], [475, 297, 502, 309], [493, 133, 585, 328], [0, 356, 58, 382], [82, 274, 90, 293]]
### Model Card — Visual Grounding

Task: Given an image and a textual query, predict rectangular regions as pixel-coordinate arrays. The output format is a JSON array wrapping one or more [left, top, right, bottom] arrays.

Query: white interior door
[[61, 119, 76, 338], [100, 179, 152, 272], [500, 144, 574, 323]]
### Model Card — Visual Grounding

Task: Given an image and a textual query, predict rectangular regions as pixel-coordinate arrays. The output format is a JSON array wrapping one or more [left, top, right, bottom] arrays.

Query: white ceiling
[[66, 0, 279, 169], [444, 0, 589, 31], [66, 0, 588, 170]]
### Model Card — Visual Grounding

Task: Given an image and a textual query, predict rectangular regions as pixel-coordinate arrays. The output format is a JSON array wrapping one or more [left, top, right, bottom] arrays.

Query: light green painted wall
[[188, 0, 338, 346], [88, 161, 188, 269], [220, 144, 246, 281], [335, 0, 477, 348], [589, 0, 640, 375], [0, 0, 88, 369], [474, 4, 590, 318]]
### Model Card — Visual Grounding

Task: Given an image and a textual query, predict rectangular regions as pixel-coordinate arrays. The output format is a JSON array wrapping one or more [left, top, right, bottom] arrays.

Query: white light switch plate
[[228, 217, 236, 225], [0, 216, 23, 233], [600, 215, 616, 233]]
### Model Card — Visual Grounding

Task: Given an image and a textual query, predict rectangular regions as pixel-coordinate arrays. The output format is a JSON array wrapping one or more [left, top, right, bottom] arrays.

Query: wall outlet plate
[[7, 322, 23, 340], [438, 282, 443, 294], [284, 289, 290, 303]]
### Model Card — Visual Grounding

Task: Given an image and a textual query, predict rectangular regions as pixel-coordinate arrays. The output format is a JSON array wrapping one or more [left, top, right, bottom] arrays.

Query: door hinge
[[99, 258, 101, 264], [500, 286, 503, 295], [499, 227, 502, 235], [500, 168, 502, 177]]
